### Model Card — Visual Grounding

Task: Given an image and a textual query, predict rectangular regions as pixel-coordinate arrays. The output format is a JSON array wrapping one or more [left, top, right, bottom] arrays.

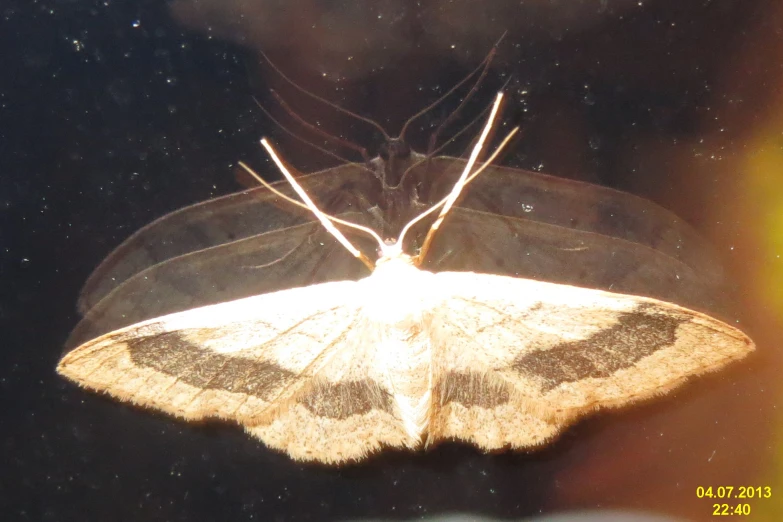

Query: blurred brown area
[[169, 1, 783, 519]]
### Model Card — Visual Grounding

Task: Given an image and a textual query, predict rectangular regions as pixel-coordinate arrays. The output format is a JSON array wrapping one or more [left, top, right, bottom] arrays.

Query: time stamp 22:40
[[696, 486, 772, 516]]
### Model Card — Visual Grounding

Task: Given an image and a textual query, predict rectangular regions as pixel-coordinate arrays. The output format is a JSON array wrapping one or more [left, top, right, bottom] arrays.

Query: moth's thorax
[[360, 254, 436, 326]]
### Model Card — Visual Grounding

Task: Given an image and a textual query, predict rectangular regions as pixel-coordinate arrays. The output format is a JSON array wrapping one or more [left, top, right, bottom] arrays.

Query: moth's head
[[376, 238, 405, 263], [375, 240, 414, 268]]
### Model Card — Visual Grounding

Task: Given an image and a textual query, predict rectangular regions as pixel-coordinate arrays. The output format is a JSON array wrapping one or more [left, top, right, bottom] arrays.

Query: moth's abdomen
[[373, 323, 432, 442]]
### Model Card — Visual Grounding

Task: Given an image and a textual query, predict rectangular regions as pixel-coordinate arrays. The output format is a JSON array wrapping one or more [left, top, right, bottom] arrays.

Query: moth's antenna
[[252, 98, 374, 176], [259, 51, 391, 141], [397, 37, 508, 188], [399, 42, 498, 142], [396, 98, 493, 189], [260, 139, 377, 271], [236, 160, 385, 248], [264, 91, 372, 163], [423, 54, 496, 155], [462, 127, 519, 185], [398, 124, 518, 248], [237, 161, 312, 210], [411, 92, 505, 265]]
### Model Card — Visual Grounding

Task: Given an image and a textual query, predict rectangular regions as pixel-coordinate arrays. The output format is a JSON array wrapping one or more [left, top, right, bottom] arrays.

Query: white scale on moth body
[[58, 92, 754, 465]]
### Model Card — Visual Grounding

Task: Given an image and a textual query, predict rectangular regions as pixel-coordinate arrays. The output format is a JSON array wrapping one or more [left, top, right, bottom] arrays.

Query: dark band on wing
[[299, 380, 394, 419], [513, 304, 689, 391], [126, 331, 296, 399], [436, 371, 510, 408]]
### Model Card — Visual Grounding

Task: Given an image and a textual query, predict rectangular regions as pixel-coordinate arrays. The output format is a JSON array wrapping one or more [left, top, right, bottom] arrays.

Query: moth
[[59, 90, 754, 464]]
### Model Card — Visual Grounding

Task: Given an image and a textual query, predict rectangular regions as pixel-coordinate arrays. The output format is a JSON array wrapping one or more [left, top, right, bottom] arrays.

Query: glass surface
[[3, 1, 780, 521]]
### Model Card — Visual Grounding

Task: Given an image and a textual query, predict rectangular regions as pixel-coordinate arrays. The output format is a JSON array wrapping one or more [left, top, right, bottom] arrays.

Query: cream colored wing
[[57, 280, 411, 463], [427, 271, 754, 450]]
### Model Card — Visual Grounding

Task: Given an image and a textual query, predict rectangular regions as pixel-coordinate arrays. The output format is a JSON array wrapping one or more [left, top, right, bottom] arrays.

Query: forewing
[[412, 157, 725, 282], [67, 218, 376, 348], [78, 164, 381, 314], [427, 271, 754, 450], [59, 279, 409, 463], [423, 208, 734, 317]]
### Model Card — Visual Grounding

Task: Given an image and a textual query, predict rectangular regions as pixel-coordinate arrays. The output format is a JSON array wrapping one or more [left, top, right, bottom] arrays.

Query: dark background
[[2, 1, 782, 521]]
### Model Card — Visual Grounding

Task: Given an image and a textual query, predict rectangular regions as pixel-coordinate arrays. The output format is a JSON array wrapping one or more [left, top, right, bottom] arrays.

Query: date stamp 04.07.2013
[[696, 486, 772, 517]]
